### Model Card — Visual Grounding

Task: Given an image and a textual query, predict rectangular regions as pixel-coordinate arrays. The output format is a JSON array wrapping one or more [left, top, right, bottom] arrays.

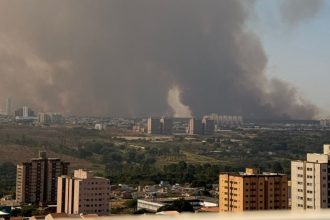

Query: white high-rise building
[[5, 98, 12, 116], [22, 106, 29, 118], [291, 144, 330, 210]]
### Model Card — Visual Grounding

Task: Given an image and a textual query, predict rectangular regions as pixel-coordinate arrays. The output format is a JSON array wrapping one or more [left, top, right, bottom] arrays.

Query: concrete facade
[[291, 144, 330, 209], [187, 118, 203, 135], [16, 151, 69, 205], [147, 117, 161, 134], [57, 170, 111, 216], [219, 168, 288, 212]]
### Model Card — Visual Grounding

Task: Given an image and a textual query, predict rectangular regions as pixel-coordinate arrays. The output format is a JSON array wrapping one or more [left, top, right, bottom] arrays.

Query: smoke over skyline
[[0, 0, 321, 119]]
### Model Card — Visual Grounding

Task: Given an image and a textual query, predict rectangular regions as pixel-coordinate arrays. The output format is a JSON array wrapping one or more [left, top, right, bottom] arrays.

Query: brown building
[[16, 151, 69, 206], [219, 168, 288, 212], [57, 169, 111, 216]]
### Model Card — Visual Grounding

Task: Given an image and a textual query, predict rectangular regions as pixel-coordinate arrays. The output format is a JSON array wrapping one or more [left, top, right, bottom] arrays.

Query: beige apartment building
[[57, 169, 111, 216], [219, 168, 288, 212], [16, 151, 69, 205], [291, 144, 330, 210]]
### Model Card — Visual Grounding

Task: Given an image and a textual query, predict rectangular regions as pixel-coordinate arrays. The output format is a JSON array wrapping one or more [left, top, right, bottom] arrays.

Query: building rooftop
[[220, 168, 286, 177]]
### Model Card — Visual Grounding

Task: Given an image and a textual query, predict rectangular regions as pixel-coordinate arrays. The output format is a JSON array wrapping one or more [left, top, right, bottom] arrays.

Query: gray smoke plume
[[0, 0, 320, 119], [280, 0, 325, 26]]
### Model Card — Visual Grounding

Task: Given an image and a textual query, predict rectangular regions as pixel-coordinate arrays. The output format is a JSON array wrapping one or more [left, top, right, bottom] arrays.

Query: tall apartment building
[[202, 118, 215, 135], [187, 118, 215, 135], [147, 117, 173, 135], [57, 169, 111, 216], [16, 151, 70, 206], [291, 144, 330, 210], [219, 168, 288, 212], [160, 117, 173, 135], [5, 98, 12, 116], [187, 118, 203, 135], [147, 117, 161, 134]]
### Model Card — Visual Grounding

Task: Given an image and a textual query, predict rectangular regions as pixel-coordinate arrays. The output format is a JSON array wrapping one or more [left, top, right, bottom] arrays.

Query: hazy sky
[[0, 0, 328, 119], [252, 0, 330, 116]]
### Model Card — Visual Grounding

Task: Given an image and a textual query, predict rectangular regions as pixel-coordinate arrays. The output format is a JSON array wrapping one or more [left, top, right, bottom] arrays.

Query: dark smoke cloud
[[0, 0, 319, 119], [280, 0, 325, 26]]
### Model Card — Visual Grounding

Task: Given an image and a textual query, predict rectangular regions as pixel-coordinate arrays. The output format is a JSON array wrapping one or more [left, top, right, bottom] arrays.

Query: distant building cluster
[[320, 119, 330, 127], [146, 117, 216, 136], [187, 118, 215, 135], [0, 97, 66, 125], [94, 123, 107, 130], [38, 113, 64, 125], [205, 114, 244, 128], [147, 117, 173, 135], [14, 106, 37, 121]]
